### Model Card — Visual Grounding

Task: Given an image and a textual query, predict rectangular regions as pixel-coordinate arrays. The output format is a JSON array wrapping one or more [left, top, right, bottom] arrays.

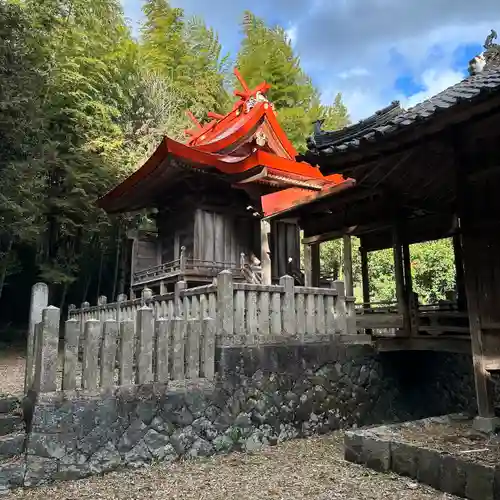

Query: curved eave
[[262, 177, 357, 220], [190, 102, 298, 160], [97, 137, 331, 214]]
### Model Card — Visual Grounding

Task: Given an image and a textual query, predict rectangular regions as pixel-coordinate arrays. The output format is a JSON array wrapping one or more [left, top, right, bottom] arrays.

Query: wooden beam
[[343, 235, 354, 296]]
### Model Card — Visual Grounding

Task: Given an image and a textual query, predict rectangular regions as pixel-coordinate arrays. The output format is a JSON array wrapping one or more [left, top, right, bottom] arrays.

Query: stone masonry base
[[344, 416, 500, 500]]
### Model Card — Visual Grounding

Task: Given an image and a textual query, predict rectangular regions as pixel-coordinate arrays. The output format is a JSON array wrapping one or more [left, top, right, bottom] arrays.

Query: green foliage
[[1, 0, 453, 325], [236, 11, 349, 152]]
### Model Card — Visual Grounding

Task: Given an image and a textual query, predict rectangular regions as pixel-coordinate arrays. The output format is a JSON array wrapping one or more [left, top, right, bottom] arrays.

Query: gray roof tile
[[307, 67, 500, 156]]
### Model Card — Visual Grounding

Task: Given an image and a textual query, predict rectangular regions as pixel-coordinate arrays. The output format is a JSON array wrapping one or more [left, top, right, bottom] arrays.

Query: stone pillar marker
[[25, 282, 49, 391], [33, 305, 60, 393]]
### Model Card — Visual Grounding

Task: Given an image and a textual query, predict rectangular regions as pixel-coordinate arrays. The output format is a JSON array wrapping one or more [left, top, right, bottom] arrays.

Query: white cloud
[[338, 67, 370, 80], [402, 68, 465, 109], [123, 0, 500, 123]]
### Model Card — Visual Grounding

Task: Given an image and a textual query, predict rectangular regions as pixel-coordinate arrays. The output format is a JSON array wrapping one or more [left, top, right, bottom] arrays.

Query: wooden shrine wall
[[131, 235, 160, 274], [156, 210, 195, 263], [194, 209, 258, 266], [270, 221, 301, 279]]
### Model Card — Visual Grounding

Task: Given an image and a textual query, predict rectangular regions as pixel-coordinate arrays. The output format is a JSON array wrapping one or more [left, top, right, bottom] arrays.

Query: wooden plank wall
[[194, 209, 257, 264], [133, 238, 160, 272], [271, 221, 301, 278]]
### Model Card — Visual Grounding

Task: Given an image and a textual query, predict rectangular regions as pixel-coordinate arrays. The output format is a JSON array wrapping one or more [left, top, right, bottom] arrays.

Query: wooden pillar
[[360, 245, 370, 308], [343, 235, 354, 297], [303, 244, 312, 287], [392, 224, 410, 336], [462, 230, 497, 425], [453, 231, 466, 311], [260, 219, 271, 285], [304, 243, 320, 287], [402, 240, 418, 336], [311, 243, 320, 287], [452, 132, 498, 430]]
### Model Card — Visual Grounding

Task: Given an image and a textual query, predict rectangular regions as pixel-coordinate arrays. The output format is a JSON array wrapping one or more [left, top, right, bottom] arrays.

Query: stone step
[[0, 433, 25, 457], [0, 397, 20, 415], [0, 416, 23, 437]]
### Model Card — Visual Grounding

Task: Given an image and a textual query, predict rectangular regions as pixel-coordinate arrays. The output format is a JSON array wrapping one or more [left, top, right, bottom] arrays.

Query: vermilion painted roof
[[97, 69, 354, 215]]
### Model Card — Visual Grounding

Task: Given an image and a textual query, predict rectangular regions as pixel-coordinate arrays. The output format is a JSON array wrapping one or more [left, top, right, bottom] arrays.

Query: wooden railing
[[26, 305, 215, 394], [69, 271, 358, 346], [132, 247, 258, 285], [355, 298, 470, 338]]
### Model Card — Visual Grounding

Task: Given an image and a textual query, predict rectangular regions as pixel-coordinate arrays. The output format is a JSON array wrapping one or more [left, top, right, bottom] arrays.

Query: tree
[[140, 1, 230, 121], [236, 12, 349, 151]]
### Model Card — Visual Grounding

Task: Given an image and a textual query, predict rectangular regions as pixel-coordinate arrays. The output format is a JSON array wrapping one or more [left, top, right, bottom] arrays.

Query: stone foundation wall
[[3, 340, 476, 491]]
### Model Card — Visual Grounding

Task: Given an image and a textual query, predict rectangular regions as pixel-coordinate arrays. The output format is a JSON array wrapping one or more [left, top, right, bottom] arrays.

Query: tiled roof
[[307, 67, 500, 156]]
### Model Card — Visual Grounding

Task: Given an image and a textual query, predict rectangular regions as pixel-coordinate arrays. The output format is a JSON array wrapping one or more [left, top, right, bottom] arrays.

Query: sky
[[121, 0, 500, 122]]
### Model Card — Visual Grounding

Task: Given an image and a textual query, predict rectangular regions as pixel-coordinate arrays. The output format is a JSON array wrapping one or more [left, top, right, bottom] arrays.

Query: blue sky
[[122, 0, 499, 121]]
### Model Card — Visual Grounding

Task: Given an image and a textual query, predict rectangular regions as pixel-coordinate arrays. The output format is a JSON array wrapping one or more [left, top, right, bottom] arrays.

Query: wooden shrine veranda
[[264, 37, 500, 426]]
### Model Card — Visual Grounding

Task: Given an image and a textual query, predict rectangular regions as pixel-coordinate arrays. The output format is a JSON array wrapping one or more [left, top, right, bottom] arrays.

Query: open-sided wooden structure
[[98, 69, 352, 295], [263, 31, 500, 428]]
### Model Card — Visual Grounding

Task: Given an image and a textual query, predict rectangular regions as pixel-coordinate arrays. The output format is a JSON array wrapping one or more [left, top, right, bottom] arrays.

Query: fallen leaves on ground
[[8, 433, 459, 500]]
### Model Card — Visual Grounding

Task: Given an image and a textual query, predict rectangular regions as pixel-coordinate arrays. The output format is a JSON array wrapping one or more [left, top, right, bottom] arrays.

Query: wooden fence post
[[33, 306, 60, 393], [25, 282, 49, 392], [333, 280, 348, 335], [100, 319, 119, 388], [280, 275, 295, 336], [202, 317, 216, 380], [175, 281, 187, 318], [155, 318, 170, 382], [82, 319, 101, 391], [187, 319, 201, 378], [119, 320, 134, 386], [172, 317, 186, 380], [117, 293, 127, 322], [137, 306, 154, 384], [62, 318, 80, 390], [217, 270, 233, 338]]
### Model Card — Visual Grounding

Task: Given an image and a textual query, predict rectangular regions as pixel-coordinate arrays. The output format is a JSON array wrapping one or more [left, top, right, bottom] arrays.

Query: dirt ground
[[0, 344, 25, 396], [6, 432, 457, 500], [0, 348, 456, 499]]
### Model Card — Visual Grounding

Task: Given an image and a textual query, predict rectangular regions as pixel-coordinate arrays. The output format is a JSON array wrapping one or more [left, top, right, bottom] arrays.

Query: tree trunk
[[0, 237, 13, 301], [95, 246, 104, 302], [118, 235, 127, 296], [112, 226, 122, 301], [59, 281, 68, 313]]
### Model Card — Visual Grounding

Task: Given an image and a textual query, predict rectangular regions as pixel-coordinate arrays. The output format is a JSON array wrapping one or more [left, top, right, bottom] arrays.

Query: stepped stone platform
[[344, 414, 500, 500]]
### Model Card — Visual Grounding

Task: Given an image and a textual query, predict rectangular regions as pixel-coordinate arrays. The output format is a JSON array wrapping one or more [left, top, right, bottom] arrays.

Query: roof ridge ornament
[[469, 29, 499, 76]]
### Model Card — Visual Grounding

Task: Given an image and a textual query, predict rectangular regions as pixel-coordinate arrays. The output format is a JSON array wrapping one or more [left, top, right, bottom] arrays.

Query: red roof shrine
[[97, 69, 354, 215]]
